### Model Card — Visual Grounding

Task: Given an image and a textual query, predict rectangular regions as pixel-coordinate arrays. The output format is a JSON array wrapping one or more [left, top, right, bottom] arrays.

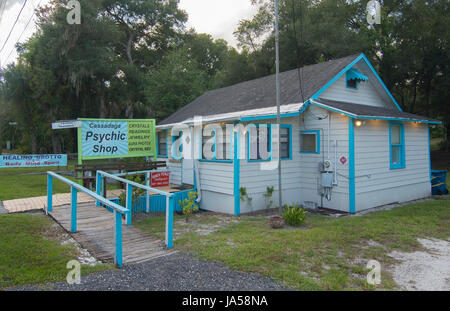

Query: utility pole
[[275, 0, 282, 214], [0, 55, 3, 155]]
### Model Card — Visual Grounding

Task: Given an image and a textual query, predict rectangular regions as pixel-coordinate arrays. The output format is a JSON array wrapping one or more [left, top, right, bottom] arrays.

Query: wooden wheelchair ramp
[[48, 202, 175, 264]]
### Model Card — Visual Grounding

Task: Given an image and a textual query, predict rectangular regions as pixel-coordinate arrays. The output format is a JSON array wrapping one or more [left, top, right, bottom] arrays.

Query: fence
[[95, 170, 175, 249], [46, 171, 129, 267]]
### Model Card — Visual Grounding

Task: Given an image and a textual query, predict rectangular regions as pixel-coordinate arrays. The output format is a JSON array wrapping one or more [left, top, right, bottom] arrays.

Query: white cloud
[[179, 0, 257, 47], [0, 0, 257, 66]]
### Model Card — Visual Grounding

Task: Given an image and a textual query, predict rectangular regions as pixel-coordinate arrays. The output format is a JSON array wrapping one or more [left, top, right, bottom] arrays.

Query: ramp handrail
[[46, 171, 128, 268], [96, 170, 174, 249]]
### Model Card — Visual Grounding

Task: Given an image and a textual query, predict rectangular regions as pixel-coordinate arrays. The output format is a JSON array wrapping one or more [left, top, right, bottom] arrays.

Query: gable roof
[[311, 98, 441, 124], [159, 53, 361, 125]]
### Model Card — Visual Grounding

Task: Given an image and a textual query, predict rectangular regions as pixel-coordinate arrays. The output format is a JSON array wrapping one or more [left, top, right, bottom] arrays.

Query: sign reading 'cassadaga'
[[0, 154, 67, 168], [78, 118, 156, 160]]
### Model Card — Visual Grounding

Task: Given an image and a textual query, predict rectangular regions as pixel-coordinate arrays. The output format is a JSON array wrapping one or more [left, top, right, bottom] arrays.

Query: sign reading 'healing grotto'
[[0, 154, 67, 168], [78, 118, 156, 161]]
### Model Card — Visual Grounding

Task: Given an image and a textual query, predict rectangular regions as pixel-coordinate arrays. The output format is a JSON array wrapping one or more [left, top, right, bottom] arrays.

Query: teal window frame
[[247, 124, 272, 162], [156, 131, 168, 158], [389, 121, 405, 169], [299, 130, 320, 154], [199, 126, 233, 163], [171, 132, 183, 160], [246, 124, 292, 162], [280, 124, 292, 160]]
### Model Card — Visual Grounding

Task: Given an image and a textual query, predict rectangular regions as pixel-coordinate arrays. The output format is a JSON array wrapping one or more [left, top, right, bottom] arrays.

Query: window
[[346, 68, 368, 90], [280, 125, 292, 159], [171, 132, 182, 160], [201, 125, 232, 162], [248, 124, 271, 161], [157, 131, 167, 157], [389, 122, 405, 169], [346, 79, 358, 89], [300, 130, 320, 153]]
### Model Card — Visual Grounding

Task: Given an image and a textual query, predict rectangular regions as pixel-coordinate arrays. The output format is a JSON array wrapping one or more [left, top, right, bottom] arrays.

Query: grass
[[136, 197, 450, 291], [0, 159, 120, 201], [0, 213, 112, 289]]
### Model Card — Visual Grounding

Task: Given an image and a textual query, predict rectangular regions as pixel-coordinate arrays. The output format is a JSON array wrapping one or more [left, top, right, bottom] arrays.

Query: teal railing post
[[71, 186, 77, 233], [126, 184, 132, 226], [165, 195, 174, 249], [145, 171, 150, 213], [96, 172, 103, 207], [47, 174, 53, 212], [114, 210, 123, 268]]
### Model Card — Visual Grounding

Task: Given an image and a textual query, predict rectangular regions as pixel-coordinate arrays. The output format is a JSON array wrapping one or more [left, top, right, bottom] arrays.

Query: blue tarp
[[431, 170, 448, 195]]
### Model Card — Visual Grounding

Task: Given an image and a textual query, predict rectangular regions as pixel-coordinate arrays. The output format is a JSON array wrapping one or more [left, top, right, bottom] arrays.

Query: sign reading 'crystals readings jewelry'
[[78, 119, 156, 161]]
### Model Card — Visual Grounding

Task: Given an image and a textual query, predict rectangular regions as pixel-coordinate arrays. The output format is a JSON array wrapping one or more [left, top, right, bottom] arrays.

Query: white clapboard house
[[155, 53, 441, 215]]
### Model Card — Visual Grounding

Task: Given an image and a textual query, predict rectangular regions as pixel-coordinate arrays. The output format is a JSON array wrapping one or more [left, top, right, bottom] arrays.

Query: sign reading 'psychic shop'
[[0, 154, 67, 168], [78, 119, 156, 161]]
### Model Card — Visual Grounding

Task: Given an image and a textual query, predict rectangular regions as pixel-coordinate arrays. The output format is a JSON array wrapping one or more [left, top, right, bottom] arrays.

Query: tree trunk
[[126, 33, 134, 65], [99, 88, 107, 118], [445, 122, 450, 151], [125, 102, 134, 119], [51, 131, 60, 154], [30, 132, 37, 154], [0, 118, 3, 155]]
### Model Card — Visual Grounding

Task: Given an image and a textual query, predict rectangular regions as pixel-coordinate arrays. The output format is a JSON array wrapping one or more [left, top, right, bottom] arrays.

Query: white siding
[[320, 61, 397, 110], [298, 108, 350, 212], [354, 120, 431, 211], [239, 110, 350, 213]]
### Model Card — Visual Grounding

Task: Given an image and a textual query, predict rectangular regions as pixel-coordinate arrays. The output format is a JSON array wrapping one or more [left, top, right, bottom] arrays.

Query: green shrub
[[282, 203, 306, 226], [179, 191, 199, 222]]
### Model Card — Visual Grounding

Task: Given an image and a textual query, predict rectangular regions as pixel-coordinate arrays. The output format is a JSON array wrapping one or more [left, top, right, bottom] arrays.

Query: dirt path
[[388, 238, 450, 291]]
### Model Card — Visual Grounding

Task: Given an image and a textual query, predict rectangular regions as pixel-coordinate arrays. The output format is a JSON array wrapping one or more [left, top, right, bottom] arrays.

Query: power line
[[0, 0, 29, 54], [4, 0, 43, 65]]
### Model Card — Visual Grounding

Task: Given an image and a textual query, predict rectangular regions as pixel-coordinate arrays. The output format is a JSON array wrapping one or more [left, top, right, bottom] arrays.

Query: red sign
[[340, 156, 347, 165], [151, 171, 170, 187]]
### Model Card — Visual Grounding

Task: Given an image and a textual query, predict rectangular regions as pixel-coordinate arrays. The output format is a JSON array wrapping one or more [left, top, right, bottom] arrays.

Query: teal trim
[[126, 184, 132, 226], [199, 126, 233, 162], [348, 118, 356, 214], [360, 53, 402, 111], [156, 131, 168, 158], [428, 126, 432, 183], [96, 172, 102, 207], [114, 210, 123, 268], [234, 131, 240, 216], [241, 112, 300, 122], [299, 130, 320, 154], [71, 186, 77, 233], [389, 121, 406, 169], [309, 100, 441, 124], [47, 174, 53, 212], [167, 196, 174, 249], [310, 53, 403, 112], [346, 68, 368, 81], [311, 54, 364, 100], [247, 124, 272, 162], [171, 132, 182, 160], [280, 124, 292, 160]]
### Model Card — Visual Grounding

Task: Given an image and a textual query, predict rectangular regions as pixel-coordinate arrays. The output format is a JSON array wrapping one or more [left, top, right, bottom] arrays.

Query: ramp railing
[[95, 170, 174, 249], [46, 171, 129, 268]]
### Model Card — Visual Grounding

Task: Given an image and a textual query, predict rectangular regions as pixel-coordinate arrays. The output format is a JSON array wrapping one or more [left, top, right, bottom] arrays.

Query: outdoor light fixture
[[355, 120, 364, 127]]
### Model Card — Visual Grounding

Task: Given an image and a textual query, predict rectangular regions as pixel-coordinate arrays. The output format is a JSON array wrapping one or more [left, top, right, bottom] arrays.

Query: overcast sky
[[0, 0, 257, 68]]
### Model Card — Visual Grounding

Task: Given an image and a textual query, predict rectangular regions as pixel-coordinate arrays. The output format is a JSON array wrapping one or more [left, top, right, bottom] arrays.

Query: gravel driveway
[[8, 253, 291, 291]]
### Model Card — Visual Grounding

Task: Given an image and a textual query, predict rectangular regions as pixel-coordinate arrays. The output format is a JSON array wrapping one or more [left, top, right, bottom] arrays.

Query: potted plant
[[269, 215, 284, 229]]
